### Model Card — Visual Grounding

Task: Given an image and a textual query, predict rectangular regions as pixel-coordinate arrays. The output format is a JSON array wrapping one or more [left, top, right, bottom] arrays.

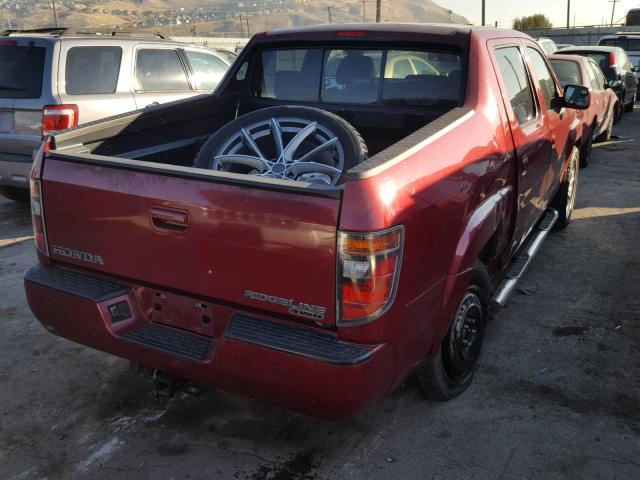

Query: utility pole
[[245, 14, 250, 35], [448, 10, 452, 23], [362, 0, 366, 22], [327, 5, 333, 24], [609, 0, 620, 26], [566, 0, 570, 29], [481, 0, 485, 26], [51, 0, 59, 27], [376, 0, 381, 22], [239, 15, 244, 36], [5, 12, 12, 30]]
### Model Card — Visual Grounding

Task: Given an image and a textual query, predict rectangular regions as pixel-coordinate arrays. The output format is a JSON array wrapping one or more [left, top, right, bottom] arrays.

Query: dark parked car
[[557, 46, 638, 114]]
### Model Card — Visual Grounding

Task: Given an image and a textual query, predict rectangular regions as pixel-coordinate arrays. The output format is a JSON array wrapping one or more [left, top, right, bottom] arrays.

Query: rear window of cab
[[254, 47, 464, 107]]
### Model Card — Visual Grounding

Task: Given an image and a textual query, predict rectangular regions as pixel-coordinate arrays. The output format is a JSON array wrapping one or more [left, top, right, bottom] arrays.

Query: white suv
[[0, 28, 231, 202]]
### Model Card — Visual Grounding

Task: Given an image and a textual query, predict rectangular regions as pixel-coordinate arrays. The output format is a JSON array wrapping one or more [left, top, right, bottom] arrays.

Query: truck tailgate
[[41, 156, 341, 324]]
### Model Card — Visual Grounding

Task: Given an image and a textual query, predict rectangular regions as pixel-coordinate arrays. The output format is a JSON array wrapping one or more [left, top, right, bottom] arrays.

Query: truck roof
[[257, 23, 531, 46]]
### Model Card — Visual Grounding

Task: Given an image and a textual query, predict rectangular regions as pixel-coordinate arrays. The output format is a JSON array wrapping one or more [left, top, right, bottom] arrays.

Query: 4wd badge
[[243, 290, 327, 321]]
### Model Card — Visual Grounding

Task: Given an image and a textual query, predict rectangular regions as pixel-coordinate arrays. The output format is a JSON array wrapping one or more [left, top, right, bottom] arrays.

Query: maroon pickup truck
[[24, 24, 590, 419]]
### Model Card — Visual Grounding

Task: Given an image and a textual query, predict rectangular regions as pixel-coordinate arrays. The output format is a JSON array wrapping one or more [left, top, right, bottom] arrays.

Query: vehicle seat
[[325, 54, 377, 104]]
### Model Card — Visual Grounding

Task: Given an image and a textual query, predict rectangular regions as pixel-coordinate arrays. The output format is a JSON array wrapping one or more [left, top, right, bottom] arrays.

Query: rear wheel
[[551, 146, 579, 230], [596, 113, 613, 143], [0, 186, 29, 203], [417, 261, 490, 401], [613, 100, 623, 125]]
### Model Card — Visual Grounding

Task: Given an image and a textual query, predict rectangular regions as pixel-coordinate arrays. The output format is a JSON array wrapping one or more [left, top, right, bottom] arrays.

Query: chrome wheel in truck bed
[[193, 106, 368, 186]]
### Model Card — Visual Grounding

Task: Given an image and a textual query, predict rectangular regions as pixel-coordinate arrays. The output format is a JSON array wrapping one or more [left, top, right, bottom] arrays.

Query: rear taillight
[[30, 179, 49, 256], [338, 226, 404, 325], [42, 104, 78, 136], [609, 51, 617, 67]]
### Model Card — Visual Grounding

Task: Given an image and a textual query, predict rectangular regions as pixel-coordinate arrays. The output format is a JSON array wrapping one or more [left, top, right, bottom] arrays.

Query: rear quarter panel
[[338, 32, 518, 377]]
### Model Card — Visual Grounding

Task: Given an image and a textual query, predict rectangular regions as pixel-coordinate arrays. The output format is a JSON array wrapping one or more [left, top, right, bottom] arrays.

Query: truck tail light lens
[[609, 51, 617, 67], [42, 105, 78, 136], [338, 226, 404, 325], [30, 179, 49, 256]]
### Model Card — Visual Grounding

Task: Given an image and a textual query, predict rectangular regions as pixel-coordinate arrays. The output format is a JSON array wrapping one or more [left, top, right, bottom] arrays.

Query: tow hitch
[[130, 362, 206, 398]]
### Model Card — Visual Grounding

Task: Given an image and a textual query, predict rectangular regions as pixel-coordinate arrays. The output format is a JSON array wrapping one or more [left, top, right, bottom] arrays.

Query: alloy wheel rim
[[212, 117, 345, 185]]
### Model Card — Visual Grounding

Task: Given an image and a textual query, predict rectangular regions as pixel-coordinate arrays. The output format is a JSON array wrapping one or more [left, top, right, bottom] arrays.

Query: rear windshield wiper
[[0, 85, 27, 91]]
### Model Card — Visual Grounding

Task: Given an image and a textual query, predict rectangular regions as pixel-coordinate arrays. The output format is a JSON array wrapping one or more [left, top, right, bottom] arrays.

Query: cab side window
[[592, 63, 607, 90], [185, 50, 228, 90], [527, 47, 560, 111], [587, 62, 604, 91], [495, 47, 536, 125]]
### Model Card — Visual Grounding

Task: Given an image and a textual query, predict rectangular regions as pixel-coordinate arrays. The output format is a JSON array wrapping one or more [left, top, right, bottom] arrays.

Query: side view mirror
[[633, 65, 640, 74], [606, 79, 623, 89], [563, 84, 590, 110]]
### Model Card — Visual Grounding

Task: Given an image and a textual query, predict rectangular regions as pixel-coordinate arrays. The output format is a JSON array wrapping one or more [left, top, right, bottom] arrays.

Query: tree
[[513, 14, 552, 31]]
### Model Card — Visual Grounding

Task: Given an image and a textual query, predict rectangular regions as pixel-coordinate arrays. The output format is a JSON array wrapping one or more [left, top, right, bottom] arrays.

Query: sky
[[438, 0, 640, 28]]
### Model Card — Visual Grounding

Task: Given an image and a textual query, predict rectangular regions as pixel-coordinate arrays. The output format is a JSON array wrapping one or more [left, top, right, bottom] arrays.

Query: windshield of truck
[[0, 44, 46, 98], [257, 46, 463, 107]]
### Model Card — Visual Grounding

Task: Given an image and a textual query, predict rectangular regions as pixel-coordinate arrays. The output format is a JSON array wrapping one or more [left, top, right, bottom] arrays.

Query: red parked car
[[24, 24, 589, 419], [549, 54, 619, 166]]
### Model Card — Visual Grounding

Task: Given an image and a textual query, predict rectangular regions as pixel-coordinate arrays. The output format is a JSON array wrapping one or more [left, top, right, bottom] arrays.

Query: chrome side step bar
[[492, 209, 559, 307]]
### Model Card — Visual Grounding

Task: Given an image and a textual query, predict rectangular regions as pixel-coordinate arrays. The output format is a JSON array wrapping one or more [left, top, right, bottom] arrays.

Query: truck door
[[524, 44, 572, 194], [490, 42, 550, 249]]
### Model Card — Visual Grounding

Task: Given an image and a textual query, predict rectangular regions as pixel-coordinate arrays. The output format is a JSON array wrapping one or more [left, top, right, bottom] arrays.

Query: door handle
[[150, 207, 189, 233]]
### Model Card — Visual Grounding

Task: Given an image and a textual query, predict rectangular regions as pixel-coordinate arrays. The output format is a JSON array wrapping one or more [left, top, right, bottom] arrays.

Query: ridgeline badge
[[243, 290, 327, 321]]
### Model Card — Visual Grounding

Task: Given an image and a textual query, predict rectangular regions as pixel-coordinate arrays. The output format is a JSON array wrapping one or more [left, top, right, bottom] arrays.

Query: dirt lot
[[1, 109, 639, 480]]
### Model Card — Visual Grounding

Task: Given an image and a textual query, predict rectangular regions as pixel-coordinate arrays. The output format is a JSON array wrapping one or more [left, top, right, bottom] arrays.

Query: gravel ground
[[0, 108, 638, 480]]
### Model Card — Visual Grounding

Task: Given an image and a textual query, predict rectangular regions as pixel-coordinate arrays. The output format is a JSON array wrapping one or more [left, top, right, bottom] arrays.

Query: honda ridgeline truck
[[24, 24, 589, 419]]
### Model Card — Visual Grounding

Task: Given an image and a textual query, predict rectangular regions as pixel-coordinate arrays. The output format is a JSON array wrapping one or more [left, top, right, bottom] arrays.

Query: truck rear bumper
[[0, 153, 31, 188], [24, 265, 393, 419]]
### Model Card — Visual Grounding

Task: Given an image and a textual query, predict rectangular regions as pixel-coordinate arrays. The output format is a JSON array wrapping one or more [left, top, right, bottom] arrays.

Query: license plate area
[[138, 288, 214, 337]]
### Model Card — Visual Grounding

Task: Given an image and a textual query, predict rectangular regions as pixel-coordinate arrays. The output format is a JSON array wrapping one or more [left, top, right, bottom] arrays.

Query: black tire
[[579, 127, 594, 168], [624, 100, 635, 113], [417, 261, 491, 401], [613, 100, 623, 125], [551, 146, 579, 231], [0, 186, 29, 203], [596, 113, 613, 143], [193, 106, 367, 185]]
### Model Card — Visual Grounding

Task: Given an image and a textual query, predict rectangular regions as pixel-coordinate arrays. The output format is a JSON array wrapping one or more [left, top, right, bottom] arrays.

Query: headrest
[[335, 54, 375, 86]]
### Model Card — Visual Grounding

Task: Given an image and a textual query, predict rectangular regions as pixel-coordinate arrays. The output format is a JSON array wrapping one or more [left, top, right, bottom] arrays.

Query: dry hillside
[[4, 0, 470, 35]]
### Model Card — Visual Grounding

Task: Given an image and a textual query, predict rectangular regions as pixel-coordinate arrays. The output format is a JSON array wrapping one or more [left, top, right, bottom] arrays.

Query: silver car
[[0, 28, 231, 202]]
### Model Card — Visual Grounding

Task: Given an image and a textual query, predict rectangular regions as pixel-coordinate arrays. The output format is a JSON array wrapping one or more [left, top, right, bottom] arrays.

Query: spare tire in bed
[[193, 106, 367, 186]]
